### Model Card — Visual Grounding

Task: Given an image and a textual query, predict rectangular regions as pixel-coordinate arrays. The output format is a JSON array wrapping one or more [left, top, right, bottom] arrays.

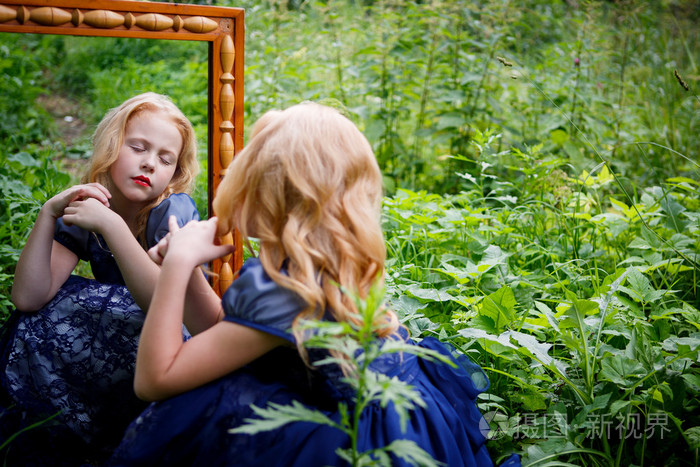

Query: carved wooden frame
[[0, 0, 244, 295]]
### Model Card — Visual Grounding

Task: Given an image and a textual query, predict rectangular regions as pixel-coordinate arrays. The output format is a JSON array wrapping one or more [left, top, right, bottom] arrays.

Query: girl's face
[[110, 111, 182, 208]]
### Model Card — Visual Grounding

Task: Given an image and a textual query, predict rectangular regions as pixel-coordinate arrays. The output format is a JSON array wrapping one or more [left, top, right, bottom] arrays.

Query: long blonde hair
[[82, 92, 199, 241], [214, 102, 398, 344]]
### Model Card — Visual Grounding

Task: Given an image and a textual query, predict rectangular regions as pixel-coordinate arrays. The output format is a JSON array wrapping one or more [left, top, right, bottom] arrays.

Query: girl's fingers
[[168, 215, 181, 234], [89, 182, 111, 199], [82, 183, 111, 200], [217, 243, 237, 258], [160, 217, 230, 266], [83, 185, 111, 206], [68, 185, 110, 206], [148, 237, 169, 265], [45, 184, 111, 221], [147, 245, 163, 265]]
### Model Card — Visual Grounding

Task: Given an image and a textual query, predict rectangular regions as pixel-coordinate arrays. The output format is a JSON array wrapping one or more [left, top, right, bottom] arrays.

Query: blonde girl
[[109, 103, 517, 467], [0, 93, 210, 465]]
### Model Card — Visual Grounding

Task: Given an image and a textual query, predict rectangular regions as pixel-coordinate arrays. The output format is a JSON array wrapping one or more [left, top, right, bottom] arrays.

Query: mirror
[[0, 0, 244, 294]]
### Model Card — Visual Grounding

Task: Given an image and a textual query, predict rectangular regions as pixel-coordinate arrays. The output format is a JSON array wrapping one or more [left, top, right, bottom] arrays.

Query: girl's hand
[[147, 227, 172, 266], [43, 183, 111, 220], [62, 196, 120, 234], [159, 216, 234, 269]]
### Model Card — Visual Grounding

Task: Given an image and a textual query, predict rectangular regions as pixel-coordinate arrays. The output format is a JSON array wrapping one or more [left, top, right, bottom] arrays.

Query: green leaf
[[405, 284, 453, 303], [599, 355, 646, 387], [534, 301, 560, 332], [478, 286, 516, 332], [0, 176, 33, 198], [685, 426, 700, 450], [609, 399, 631, 418], [620, 267, 670, 303], [458, 328, 517, 350], [512, 388, 548, 411], [659, 194, 687, 231], [229, 401, 343, 435], [364, 372, 425, 433], [507, 330, 554, 366], [560, 298, 597, 333], [590, 392, 612, 411], [666, 176, 700, 186], [550, 128, 569, 145], [404, 316, 440, 336], [435, 111, 467, 130], [628, 237, 652, 250], [681, 373, 700, 391], [379, 340, 455, 367], [381, 439, 442, 467], [625, 268, 651, 299], [388, 295, 428, 317], [8, 151, 40, 168], [433, 262, 476, 284], [661, 335, 700, 353]]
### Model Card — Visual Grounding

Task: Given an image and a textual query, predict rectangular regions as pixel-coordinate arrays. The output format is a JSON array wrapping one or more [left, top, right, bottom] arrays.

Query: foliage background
[[0, 0, 698, 465]]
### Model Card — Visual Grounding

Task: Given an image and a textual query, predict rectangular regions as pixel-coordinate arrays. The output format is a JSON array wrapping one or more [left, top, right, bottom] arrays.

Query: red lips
[[133, 175, 151, 187]]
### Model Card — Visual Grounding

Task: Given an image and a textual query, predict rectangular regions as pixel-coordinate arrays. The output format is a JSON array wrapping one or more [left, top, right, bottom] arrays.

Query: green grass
[[381, 140, 699, 465]]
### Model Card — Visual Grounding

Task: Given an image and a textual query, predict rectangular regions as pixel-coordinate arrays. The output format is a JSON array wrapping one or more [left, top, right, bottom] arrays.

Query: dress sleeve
[[145, 193, 200, 249], [221, 258, 307, 343], [54, 218, 91, 261]]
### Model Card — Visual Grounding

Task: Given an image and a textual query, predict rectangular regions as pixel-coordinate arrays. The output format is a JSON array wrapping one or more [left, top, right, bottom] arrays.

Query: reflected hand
[[147, 216, 180, 266], [62, 196, 119, 234], [155, 216, 234, 269], [44, 183, 111, 219]]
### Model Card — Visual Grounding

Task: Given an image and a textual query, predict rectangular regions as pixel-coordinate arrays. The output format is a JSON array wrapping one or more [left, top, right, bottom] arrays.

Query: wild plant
[[230, 281, 453, 467], [0, 146, 70, 319]]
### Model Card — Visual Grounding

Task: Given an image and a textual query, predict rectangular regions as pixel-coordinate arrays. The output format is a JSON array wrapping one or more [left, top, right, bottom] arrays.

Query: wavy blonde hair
[[214, 102, 398, 345], [82, 92, 199, 241]]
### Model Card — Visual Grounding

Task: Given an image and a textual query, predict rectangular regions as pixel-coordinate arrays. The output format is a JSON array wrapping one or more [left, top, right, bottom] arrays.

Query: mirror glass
[[0, 32, 209, 213]]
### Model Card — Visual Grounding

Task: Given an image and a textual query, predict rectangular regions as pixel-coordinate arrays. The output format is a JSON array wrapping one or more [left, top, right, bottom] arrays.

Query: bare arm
[[61, 196, 158, 312], [11, 184, 110, 311], [134, 217, 281, 401], [182, 267, 225, 335], [62, 199, 219, 334], [146, 215, 229, 335]]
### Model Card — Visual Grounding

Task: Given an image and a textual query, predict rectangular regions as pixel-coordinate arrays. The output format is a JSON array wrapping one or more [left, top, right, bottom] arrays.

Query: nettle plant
[[230, 281, 454, 467], [0, 148, 70, 319], [381, 133, 700, 465]]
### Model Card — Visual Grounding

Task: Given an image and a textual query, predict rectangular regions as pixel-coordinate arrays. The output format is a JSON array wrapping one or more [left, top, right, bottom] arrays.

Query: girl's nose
[[141, 154, 156, 171]]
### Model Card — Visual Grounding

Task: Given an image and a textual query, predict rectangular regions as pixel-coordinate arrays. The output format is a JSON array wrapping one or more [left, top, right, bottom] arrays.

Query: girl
[[0, 93, 211, 465], [109, 103, 520, 466]]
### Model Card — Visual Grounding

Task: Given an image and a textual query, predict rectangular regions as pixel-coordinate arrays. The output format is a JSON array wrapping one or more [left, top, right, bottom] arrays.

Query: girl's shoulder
[[220, 258, 307, 343], [145, 193, 200, 249]]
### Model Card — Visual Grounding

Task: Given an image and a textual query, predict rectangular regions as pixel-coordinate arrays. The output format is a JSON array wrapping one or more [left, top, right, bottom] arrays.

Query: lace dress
[[108, 258, 520, 467], [0, 193, 199, 466]]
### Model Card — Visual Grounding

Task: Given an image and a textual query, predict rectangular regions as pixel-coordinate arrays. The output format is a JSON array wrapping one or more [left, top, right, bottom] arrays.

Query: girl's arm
[[146, 217, 226, 334], [11, 184, 110, 311], [62, 196, 156, 311], [62, 198, 219, 333], [134, 217, 284, 402]]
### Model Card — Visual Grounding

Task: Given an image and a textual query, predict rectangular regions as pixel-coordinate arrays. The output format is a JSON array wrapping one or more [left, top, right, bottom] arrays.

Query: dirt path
[[37, 94, 91, 177]]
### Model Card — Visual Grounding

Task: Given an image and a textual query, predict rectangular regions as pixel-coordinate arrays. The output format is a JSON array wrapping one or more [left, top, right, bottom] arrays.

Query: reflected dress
[[0, 193, 199, 466], [108, 258, 520, 467]]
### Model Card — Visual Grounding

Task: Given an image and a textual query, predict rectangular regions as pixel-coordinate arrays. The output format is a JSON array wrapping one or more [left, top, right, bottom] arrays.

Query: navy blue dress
[[0, 193, 199, 466], [108, 258, 520, 467]]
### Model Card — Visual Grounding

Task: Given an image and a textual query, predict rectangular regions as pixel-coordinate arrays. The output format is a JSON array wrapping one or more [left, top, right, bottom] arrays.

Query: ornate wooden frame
[[0, 0, 244, 295]]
